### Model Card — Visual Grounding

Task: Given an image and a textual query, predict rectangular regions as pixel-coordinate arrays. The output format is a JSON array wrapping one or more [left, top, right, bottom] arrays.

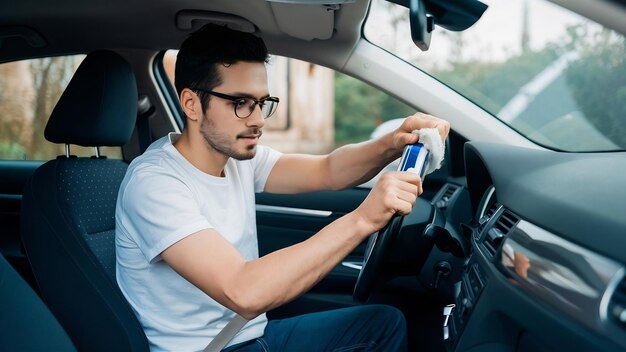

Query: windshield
[[365, 0, 626, 152]]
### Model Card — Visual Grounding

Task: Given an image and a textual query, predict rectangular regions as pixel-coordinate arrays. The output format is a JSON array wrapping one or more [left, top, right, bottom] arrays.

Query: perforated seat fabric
[[58, 159, 129, 278], [20, 50, 149, 352], [0, 253, 76, 351], [54, 158, 129, 279]]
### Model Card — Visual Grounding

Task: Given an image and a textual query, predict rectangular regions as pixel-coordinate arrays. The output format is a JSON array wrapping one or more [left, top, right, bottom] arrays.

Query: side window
[[0, 56, 122, 160], [160, 50, 414, 154]]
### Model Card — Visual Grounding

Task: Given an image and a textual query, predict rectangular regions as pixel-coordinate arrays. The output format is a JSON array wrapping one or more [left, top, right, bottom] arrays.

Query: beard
[[199, 113, 262, 161]]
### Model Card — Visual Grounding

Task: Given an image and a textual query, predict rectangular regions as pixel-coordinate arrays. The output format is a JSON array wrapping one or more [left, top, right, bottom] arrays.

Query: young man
[[115, 24, 450, 351]]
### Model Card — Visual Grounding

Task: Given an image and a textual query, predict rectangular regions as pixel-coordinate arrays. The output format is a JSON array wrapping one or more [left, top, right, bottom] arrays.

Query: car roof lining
[[0, 0, 368, 68]]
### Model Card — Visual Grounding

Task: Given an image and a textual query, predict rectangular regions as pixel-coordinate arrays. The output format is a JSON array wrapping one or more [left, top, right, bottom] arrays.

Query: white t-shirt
[[115, 133, 281, 351]]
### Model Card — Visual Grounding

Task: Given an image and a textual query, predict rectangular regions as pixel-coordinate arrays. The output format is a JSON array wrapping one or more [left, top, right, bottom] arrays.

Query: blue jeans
[[223, 305, 407, 352]]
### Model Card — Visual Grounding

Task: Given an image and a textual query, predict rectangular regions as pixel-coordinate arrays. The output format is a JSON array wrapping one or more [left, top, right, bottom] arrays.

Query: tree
[[564, 29, 626, 148], [0, 60, 33, 160], [0, 56, 83, 160], [427, 21, 625, 151], [29, 56, 78, 159], [334, 73, 414, 147], [432, 47, 559, 114]]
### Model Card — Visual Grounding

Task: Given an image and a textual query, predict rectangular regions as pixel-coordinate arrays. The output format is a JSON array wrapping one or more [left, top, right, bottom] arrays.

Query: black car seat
[[0, 252, 76, 351], [20, 50, 149, 351]]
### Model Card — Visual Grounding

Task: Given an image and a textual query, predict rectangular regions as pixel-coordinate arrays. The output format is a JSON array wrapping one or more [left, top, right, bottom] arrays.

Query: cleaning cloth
[[414, 128, 445, 175]]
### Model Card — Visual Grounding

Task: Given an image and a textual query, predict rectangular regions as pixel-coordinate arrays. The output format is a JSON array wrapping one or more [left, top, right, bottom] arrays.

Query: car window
[[365, 0, 626, 152], [0, 55, 123, 160], [160, 50, 414, 154]]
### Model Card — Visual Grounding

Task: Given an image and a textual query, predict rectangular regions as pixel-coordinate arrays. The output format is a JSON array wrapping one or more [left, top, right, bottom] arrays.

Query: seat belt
[[137, 95, 154, 153], [203, 314, 249, 352]]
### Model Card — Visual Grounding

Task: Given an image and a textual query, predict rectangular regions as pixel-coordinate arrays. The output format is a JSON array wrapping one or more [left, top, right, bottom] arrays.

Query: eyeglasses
[[194, 89, 280, 119]]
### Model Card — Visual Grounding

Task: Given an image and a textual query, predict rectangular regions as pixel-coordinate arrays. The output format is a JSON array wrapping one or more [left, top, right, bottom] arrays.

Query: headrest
[[45, 50, 137, 147]]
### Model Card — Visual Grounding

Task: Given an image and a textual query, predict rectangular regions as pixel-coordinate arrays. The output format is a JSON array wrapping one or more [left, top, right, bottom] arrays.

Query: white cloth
[[115, 133, 281, 352], [414, 128, 445, 175]]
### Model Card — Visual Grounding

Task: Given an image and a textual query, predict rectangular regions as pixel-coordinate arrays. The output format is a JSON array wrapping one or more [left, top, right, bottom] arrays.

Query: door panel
[[0, 160, 42, 291], [256, 188, 369, 317], [256, 188, 369, 259]]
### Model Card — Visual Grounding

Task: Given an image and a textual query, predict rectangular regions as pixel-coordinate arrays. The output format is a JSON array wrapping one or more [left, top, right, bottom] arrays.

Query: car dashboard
[[441, 142, 626, 351]]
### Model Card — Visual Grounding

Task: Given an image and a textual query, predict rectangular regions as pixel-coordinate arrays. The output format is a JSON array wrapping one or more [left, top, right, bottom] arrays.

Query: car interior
[[1, 0, 625, 351]]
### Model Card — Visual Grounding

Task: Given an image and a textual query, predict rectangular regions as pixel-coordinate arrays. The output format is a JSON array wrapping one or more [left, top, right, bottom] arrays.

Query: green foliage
[[432, 48, 560, 114], [0, 56, 82, 161], [0, 142, 27, 160], [425, 23, 625, 151], [334, 73, 414, 147], [565, 31, 626, 148]]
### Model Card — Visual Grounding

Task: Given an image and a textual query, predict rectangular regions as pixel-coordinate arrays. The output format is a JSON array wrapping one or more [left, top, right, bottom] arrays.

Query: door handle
[[341, 261, 362, 270]]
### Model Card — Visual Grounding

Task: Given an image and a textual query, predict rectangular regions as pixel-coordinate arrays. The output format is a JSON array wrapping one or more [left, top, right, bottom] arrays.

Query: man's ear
[[180, 88, 202, 123]]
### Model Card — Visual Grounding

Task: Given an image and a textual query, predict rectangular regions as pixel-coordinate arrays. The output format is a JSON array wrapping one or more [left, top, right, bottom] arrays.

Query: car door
[[0, 160, 41, 289]]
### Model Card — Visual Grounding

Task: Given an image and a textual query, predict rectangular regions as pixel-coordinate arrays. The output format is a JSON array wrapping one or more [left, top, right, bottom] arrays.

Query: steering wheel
[[353, 197, 437, 303]]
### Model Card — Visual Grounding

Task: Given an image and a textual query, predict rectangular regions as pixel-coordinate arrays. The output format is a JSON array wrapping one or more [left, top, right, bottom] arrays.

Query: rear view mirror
[[409, 0, 434, 51], [389, 0, 487, 51]]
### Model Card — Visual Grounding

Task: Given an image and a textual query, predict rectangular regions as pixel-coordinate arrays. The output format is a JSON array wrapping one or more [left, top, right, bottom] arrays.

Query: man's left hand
[[391, 112, 451, 152]]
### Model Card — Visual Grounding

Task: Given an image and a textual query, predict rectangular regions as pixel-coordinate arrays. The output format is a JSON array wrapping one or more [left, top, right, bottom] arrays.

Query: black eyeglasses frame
[[193, 88, 280, 119]]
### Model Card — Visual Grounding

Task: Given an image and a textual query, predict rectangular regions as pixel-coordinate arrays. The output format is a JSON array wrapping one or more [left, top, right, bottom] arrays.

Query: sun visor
[[269, 2, 344, 41], [176, 11, 257, 33]]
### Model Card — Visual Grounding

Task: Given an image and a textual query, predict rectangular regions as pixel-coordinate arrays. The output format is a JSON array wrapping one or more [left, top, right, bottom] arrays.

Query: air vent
[[482, 210, 519, 257], [609, 277, 626, 330], [495, 210, 519, 235], [486, 204, 498, 218], [434, 184, 460, 210], [479, 203, 499, 225], [477, 203, 500, 237]]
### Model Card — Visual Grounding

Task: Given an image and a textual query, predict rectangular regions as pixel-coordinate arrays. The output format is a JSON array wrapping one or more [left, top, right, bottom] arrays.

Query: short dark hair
[[175, 23, 269, 113]]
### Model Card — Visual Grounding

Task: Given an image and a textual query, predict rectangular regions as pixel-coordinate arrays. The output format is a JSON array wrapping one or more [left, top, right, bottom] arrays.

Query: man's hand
[[353, 171, 423, 234], [391, 112, 451, 152]]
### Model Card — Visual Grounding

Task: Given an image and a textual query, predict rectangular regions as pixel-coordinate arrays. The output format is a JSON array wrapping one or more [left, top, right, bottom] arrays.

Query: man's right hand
[[352, 172, 422, 235]]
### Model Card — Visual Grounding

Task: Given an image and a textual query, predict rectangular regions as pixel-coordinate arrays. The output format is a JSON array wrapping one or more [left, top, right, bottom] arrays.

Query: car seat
[[20, 50, 149, 351]]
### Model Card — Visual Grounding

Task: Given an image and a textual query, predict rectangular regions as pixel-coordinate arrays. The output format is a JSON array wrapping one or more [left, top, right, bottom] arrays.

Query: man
[[116, 24, 450, 351]]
